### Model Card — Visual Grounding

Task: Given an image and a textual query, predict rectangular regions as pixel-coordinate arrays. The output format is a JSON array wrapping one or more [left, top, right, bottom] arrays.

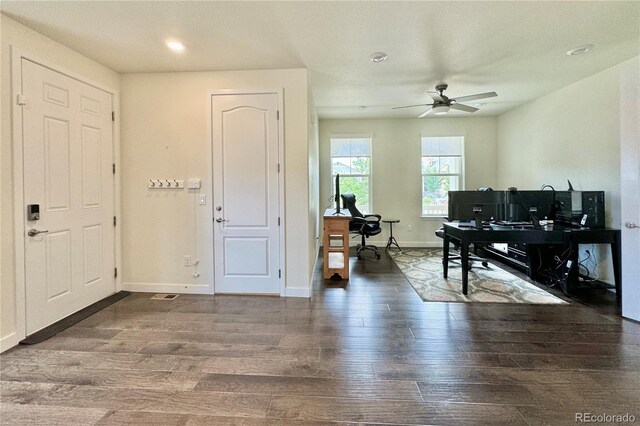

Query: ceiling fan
[[393, 83, 497, 117]]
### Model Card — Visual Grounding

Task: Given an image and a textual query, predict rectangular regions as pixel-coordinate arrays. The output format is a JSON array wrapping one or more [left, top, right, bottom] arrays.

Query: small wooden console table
[[323, 208, 351, 280]]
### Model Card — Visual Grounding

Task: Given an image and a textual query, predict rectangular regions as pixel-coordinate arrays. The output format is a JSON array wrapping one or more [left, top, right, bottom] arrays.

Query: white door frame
[[208, 89, 286, 296], [8, 47, 121, 349]]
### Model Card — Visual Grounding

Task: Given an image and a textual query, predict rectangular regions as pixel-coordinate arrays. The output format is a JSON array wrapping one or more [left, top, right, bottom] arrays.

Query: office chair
[[340, 193, 382, 259], [435, 227, 489, 269]]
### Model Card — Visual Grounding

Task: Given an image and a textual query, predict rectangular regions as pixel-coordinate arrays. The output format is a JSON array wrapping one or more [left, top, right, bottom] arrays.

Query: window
[[421, 136, 464, 216], [330, 136, 372, 213]]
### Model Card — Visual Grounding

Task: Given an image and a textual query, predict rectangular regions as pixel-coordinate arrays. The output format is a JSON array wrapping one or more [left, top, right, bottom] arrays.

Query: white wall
[[319, 117, 498, 247], [0, 15, 120, 350], [120, 69, 312, 296], [496, 58, 639, 283]]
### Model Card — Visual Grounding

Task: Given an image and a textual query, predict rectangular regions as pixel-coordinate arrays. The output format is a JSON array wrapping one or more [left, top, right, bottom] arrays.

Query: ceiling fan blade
[[450, 103, 479, 113], [418, 108, 433, 118], [392, 103, 433, 110], [451, 92, 497, 103]]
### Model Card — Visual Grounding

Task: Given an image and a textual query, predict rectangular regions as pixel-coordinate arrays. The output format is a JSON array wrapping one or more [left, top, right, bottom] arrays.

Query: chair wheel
[[357, 255, 362, 260], [376, 254, 381, 259], [482, 261, 488, 267]]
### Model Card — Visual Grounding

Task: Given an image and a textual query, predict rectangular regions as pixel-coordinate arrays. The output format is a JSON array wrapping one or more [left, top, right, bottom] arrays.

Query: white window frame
[[420, 135, 465, 218], [330, 134, 373, 213]]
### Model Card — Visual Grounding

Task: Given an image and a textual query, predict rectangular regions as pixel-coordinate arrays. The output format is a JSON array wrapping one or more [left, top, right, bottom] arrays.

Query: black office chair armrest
[[348, 217, 369, 233], [350, 217, 370, 225], [363, 214, 381, 221]]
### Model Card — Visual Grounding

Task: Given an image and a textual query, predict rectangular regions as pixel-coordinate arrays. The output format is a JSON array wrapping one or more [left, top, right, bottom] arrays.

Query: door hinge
[[113, 216, 117, 227], [112, 111, 115, 122], [279, 269, 281, 279], [114, 267, 118, 278], [17, 94, 28, 106], [277, 110, 280, 120], [112, 163, 116, 174], [278, 217, 280, 226]]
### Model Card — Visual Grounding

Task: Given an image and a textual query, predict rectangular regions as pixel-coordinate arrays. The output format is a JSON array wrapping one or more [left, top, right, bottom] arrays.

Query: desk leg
[[612, 232, 622, 307], [443, 233, 450, 279], [461, 242, 469, 295]]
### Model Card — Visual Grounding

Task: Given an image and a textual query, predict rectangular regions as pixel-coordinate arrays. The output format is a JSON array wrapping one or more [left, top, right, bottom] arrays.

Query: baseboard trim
[[374, 240, 441, 248], [284, 287, 311, 298], [122, 282, 212, 294], [0, 332, 21, 353], [338, 240, 442, 249]]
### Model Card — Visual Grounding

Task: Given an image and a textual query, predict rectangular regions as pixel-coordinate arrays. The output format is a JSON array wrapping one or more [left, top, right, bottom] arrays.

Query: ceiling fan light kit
[[432, 105, 450, 115], [393, 83, 498, 117]]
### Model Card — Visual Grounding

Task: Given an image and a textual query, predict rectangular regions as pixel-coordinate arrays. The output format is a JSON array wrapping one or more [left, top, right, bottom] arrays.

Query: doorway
[[19, 58, 116, 334], [211, 91, 283, 294]]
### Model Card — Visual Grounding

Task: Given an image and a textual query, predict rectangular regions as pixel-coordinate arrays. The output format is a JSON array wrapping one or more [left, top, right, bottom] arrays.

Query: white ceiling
[[2, 1, 638, 119]]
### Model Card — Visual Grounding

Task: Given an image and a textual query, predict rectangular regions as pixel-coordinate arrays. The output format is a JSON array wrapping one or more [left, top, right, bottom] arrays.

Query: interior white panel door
[[212, 93, 280, 294], [22, 59, 115, 334], [620, 64, 640, 321]]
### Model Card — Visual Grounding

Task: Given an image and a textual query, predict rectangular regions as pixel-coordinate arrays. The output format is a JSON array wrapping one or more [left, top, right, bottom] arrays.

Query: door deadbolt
[[27, 204, 40, 221]]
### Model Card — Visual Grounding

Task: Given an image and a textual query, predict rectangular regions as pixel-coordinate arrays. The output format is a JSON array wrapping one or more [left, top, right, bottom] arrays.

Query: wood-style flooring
[[1, 250, 639, 425]]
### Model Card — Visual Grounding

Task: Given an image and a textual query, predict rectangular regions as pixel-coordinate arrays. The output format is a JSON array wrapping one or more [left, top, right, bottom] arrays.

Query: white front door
[[22, 59, 115, 334], [620, 63, 640, 321], [211, 92, 281, 294]]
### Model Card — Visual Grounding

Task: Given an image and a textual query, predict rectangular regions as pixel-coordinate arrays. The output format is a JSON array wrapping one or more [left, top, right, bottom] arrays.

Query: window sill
[[421, 216, 448, 221]]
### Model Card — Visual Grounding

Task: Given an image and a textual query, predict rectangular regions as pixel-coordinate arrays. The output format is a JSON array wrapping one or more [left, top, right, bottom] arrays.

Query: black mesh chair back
[[340, 193, 363, 218]]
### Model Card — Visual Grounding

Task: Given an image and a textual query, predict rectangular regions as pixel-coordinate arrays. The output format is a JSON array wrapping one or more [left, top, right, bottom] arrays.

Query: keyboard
[[494, 220, 532, 226]]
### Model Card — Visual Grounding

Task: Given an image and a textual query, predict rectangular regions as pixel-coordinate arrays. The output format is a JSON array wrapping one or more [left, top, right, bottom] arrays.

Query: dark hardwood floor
[[1, 249, 639, 425]]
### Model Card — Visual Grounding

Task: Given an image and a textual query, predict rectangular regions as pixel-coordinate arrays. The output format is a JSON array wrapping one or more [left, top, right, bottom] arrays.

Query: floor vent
[[151, 294, 179, 300]]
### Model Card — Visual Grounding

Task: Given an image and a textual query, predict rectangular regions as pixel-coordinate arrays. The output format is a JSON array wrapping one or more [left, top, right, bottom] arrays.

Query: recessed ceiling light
[[370, 52, 388, 63], [358, 106, 367, 110], [166, 40, 185, 52], [566, 44, 593, 56]]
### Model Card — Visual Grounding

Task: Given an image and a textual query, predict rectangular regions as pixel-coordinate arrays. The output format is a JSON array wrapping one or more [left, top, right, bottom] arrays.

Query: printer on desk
[[555, 191, 605, 228]]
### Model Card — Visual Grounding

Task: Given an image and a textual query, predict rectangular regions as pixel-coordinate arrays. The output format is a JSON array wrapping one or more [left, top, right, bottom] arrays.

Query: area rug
[[388, 248, 567, 304]]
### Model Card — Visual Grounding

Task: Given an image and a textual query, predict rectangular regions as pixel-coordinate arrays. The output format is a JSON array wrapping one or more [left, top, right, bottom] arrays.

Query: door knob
[[28, 229, 49, 237], [625, 221, 639, 229], [216, 218, 227, 223]]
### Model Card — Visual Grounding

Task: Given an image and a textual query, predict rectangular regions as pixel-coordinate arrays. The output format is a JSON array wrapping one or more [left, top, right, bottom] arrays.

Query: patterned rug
[[388, 248, 567, 304]]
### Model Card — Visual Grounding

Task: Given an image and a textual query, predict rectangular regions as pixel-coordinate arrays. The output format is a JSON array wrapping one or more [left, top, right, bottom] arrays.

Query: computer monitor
[[334, 173, 341, 212], [447, 191, 506, 222], [504, 190, 555, 222]]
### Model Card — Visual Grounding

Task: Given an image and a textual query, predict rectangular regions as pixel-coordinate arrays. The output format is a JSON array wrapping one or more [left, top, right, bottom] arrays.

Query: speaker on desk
[[582, 191, 605, 228]]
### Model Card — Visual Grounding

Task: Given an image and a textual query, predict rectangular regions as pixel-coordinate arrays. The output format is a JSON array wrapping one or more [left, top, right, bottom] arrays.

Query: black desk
[[442, 222, 622, 305], [566, 227, 622, 306]]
